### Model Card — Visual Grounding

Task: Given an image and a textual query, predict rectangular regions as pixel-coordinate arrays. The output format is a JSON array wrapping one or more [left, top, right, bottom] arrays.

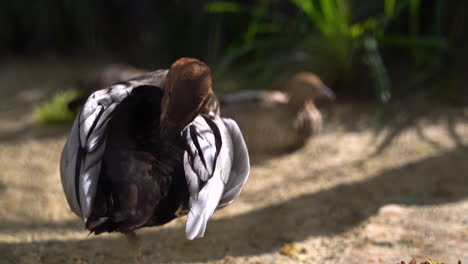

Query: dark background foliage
[[0, 0, 467, 102]]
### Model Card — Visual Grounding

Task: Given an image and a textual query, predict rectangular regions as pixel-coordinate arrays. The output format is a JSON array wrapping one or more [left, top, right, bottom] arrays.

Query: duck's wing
[[183, 115, 250, 240], [60, 69, 168, 220], [217, 118, 250, 207]]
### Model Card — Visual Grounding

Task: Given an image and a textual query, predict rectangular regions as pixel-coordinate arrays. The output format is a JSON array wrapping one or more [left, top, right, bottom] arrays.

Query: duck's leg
[[125, 231, 142, 264]]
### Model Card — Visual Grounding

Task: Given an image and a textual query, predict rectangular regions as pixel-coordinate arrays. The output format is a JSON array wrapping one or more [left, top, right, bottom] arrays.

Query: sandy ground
[[0, 60, 467, 264]]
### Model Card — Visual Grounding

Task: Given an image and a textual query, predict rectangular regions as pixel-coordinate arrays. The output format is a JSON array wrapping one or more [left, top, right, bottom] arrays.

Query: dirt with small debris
[[0, 60, 467, 264]]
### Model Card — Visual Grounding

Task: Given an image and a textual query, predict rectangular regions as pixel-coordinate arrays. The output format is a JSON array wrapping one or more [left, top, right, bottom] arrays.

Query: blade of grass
[[34, 90, 80, 124], [205, 1, 244, 13], [385, 0, 397, 17], [364, 36, 391, 103], [409, 0, 420, 36]]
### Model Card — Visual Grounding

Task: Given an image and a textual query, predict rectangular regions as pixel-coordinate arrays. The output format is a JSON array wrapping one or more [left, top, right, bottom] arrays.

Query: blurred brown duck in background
[[68, 64, 145, 111], [220, 72, 335, 157]]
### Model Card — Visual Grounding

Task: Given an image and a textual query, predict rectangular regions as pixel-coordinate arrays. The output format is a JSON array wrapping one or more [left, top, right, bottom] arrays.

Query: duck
[[68, 64, 146, 112], [219, 72, 335, 156], [60, 58, 249, 263]]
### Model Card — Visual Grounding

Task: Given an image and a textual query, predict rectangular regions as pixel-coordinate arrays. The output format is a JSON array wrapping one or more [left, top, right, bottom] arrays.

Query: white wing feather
[[218, 118, 250, 207], [183, 115, 249, 240]]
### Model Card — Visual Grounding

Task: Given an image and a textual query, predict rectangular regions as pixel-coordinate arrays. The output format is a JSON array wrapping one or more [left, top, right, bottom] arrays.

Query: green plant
[[34, 90, 79, 124], [206, 0, 449, 102], [205, 0, 279, 83], [207, 0, 391, 100], [291, 0, 392, 102]]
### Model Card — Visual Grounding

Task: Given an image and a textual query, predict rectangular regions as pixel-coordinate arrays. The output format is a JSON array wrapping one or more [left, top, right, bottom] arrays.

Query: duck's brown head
[[286, 72, 335, 107], [160, 57, 212, 138]]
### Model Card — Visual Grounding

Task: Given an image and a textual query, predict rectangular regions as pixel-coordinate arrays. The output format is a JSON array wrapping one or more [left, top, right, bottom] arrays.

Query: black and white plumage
[[60, 58, 250, 246], [183, 115, 249, 239], [60, 69, 169, 220]]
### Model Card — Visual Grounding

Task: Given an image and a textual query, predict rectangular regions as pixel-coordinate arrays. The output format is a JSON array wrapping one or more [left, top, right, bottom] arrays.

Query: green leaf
[[426, 257, 442, 264], [409, 0, 420, 36], [290, 0, 317, 18], [320, 0, 337, 22], [205, 1, 243, 13], [34, 90, 79, 124], [364, 36, 391, 103], [385, 0, 397, 17]]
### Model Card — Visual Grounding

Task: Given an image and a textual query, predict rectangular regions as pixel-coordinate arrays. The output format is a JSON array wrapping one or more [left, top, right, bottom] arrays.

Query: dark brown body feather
[[86, 85, 189, 234]]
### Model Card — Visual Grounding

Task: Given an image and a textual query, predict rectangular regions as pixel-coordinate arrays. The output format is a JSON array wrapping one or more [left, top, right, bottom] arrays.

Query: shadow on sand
[[1, 145, 467, 263]]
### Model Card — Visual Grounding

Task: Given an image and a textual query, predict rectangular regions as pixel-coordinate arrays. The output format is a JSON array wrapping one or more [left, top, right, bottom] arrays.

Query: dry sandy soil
[[0, 60, 467, 264]]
